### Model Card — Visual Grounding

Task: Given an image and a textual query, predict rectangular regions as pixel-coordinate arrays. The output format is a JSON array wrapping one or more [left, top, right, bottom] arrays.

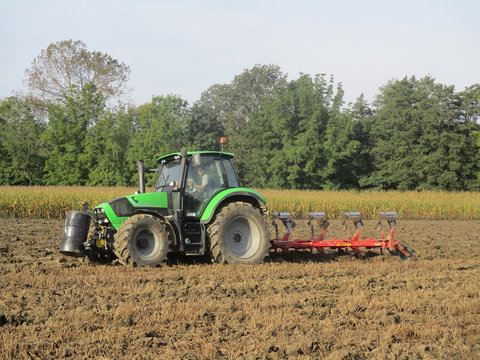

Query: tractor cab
[[153, 151, 240, 218]]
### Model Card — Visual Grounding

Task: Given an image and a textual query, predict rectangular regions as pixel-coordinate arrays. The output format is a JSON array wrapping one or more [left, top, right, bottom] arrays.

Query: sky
[[1, 0, 479, 107]]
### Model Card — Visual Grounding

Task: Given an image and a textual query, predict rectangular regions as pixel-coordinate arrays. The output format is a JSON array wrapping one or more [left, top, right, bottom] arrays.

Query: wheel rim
[[133, 228, 159, 258], [225, 216, 261, 259]]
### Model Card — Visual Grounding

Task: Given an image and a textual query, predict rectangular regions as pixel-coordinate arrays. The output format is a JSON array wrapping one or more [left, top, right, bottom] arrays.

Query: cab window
[[222, 159, 239, 187], [155, 159, 181, 191]]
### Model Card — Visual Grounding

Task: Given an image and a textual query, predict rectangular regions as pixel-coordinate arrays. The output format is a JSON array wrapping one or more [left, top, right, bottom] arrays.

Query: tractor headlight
[[94, 208, 107, 222]]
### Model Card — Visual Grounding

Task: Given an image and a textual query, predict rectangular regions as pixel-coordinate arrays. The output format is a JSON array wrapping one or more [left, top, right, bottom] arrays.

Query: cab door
[[184, 155, 228, 218]]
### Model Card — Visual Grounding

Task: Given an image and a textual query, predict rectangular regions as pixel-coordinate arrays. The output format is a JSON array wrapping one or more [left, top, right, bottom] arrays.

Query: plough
[[270, 211, 413, 261]]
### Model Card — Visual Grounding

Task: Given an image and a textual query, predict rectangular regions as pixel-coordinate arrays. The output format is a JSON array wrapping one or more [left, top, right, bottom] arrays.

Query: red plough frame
[[270, 212, 413, 261]]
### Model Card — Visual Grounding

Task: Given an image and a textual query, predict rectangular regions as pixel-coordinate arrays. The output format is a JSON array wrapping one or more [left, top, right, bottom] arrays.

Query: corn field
[[0, 186, 479, 220], [0, 186, 133, 219], [262, 189, 480, 219]]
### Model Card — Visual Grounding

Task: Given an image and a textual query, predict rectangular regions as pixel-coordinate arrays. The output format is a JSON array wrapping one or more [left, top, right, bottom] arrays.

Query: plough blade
[[395, 243, 414, 261], [378, 211, 397, 228], [344, 212, 364, 229], [271, 212, 295, 233], [307, 212, 329, 233]]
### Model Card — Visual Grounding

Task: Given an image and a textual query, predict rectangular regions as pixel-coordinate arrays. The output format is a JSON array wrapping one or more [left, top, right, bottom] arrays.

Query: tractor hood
[[94, 192, 169, 230]]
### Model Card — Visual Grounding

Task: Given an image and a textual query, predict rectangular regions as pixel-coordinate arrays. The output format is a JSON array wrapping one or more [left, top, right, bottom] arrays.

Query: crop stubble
[[0, 218, 479, 359]]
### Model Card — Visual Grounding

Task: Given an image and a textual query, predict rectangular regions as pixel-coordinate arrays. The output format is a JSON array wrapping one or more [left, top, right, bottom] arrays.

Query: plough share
[[270, 211, 413, 261]]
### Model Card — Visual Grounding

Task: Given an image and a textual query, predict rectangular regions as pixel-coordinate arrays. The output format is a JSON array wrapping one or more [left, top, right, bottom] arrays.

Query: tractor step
[[183, 221, 205, 255]]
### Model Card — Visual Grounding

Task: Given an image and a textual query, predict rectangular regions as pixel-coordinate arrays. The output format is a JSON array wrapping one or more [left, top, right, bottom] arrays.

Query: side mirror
[[169, 181, 180, 192]]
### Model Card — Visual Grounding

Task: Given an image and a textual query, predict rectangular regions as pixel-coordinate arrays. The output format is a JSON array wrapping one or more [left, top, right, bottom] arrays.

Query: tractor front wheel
[[114, 214, 169, 267], [207, 202, 270, 264]]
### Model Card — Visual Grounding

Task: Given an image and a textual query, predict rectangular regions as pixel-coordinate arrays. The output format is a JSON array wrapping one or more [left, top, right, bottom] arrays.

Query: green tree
[[477, 130, 480, 182], [187, 85, 227, 151], [348, 94, 375, 185], [242, 73, 354, 190], [126, 95, 190, 185], [192, 65, 286, 179], [84, 106, 136, 186], [224, 65, 287, 178], [0, 97, 45, 185], [454, 84, 480, 189], [362, 76, 480, 190], [321, 90, 362, 189], [284, 74, 330, 189], [42, 83, 105, 185], [240, 78, 291, 188]]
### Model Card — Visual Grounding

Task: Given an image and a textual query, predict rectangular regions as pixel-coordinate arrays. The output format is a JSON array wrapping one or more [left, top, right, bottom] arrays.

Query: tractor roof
[[157, 151, 234, 163]]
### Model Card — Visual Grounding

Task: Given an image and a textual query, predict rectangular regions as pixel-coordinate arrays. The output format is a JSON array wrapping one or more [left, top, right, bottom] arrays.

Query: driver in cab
[[188, 166, 209, 193]]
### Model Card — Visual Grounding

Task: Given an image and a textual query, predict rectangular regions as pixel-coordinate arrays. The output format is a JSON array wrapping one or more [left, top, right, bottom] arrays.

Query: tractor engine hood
[[94, 192, 169, 230]]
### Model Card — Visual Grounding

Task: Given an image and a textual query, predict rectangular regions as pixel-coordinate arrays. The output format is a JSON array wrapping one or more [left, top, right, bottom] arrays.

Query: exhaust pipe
[[137, 160, 145, 194], [59, 211, 90, 257]]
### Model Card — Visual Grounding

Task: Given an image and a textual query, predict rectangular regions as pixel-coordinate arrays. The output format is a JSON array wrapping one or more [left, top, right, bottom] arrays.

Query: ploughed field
[[0, 217, 479, 359]]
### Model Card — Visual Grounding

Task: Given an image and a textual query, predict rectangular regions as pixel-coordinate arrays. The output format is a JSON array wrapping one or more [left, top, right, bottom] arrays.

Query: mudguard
[[200, 188, 267, 225]]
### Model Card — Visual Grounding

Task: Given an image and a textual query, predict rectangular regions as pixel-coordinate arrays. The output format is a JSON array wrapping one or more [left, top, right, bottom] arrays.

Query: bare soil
[[0, 218, 479, 359]]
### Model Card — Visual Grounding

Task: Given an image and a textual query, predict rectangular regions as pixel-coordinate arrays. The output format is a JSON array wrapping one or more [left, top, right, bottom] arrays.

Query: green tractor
[[60, 150, 270, 266]]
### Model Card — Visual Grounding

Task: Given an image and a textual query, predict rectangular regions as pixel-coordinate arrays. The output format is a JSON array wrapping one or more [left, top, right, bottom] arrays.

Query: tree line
[[1, 42, 479, 190]]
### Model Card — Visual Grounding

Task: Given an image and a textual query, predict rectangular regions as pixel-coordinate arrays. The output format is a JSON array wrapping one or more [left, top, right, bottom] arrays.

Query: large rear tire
[[207, 202, 270, 264], [113, 214, 169, 267]]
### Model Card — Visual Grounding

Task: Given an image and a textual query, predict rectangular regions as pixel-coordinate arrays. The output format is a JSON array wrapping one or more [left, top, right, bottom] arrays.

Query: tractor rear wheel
[[113, 214, 169, 267], [207, 202, 270, 264]]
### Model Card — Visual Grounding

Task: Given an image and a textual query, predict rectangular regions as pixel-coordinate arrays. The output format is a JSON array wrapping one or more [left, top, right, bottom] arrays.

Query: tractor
[[60, 149, 271, 266]]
